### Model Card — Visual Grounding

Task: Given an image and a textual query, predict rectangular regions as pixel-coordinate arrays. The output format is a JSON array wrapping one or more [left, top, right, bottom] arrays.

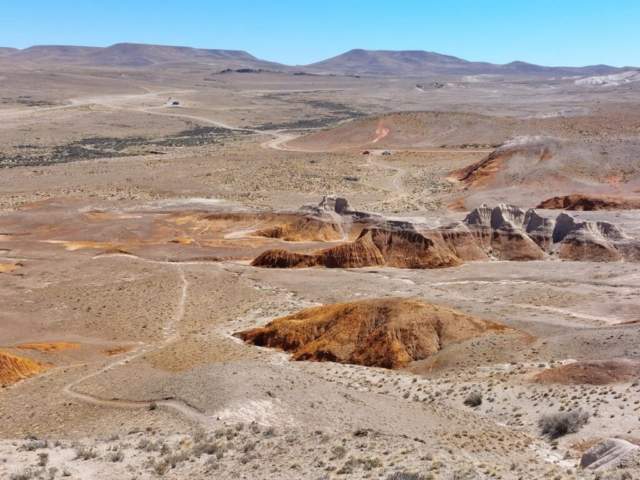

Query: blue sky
[[2, 0, 639, 66]]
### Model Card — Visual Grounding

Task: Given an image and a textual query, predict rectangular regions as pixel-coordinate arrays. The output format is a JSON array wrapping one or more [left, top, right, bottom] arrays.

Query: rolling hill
[[1, 43, 287, 70], [304, 48, 628, 77]]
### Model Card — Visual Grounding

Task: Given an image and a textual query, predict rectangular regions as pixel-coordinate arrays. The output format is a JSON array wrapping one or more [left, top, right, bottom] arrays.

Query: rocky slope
[[537, 194, 640, 210], [452, 136, 640, 208]]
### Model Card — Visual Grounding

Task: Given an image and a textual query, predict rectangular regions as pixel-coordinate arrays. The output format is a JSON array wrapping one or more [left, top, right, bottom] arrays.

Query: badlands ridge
[[253, 198, 640, 268]]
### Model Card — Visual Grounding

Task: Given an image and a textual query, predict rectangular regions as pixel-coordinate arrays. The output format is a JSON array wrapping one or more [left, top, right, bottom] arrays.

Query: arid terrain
[[2, 43, 640, 479]]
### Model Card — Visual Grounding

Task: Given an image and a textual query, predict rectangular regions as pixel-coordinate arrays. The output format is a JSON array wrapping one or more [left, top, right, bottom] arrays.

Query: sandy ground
[[1, 61, 640, 479]]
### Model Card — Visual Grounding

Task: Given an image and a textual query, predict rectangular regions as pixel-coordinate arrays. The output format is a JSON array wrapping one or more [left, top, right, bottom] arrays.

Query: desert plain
[[1, 45, 640, 479]]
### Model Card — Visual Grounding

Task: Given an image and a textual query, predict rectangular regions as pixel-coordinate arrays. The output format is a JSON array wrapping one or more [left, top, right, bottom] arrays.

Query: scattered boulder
[[301, 195, 353, 217], [318, 195, 351, 215], [236, 298, 512, 369], [463, 391, 483, 407], [581, 438, 640, 470]]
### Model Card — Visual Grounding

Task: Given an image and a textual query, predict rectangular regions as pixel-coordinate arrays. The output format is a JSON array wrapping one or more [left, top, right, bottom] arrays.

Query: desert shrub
[[107, 449, 124, 462], [137, 438, 162, 452], [159, 442, 171, 456], [20, 439, 48, 451], [165, 451, 190, 468], [204, 456, 219, 472], [152, 459, 169, 476], [361, 457, 383, 470], [37, 452, 49, 467], [337, 457, 358, 475], [10, 470, 37, 480], [192, 429, 206, 444], [387, 472, 428, 480], [242, 441, 257, 453], [463, 391, 482, 407], [192, 440, 222, 457], [538, 409, 589, 438], [73, 446, 99, 460], [331, 445, 347, 460], [151, 449, 190, 475]]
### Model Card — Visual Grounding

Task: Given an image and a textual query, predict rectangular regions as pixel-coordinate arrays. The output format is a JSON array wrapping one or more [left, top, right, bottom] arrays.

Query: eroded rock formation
[[252, 202, 640, 268], [252, 226, 460, 269], [235, 298, 512, 369]]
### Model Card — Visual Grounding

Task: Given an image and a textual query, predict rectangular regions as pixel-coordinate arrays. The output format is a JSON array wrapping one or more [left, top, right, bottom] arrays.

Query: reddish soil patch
[[15, 342, 80, 353], [0, 351, 47, 386], [534, 359, 640, 385], [103, 346, 132, 356], [0, 262, 22, 273], [453, 141, 554, 188]]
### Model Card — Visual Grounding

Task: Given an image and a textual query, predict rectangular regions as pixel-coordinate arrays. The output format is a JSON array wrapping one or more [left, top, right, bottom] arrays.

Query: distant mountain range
[[305, 49, 631, 76], [0, 43, 633, 77], [0, 43, 284, 70]]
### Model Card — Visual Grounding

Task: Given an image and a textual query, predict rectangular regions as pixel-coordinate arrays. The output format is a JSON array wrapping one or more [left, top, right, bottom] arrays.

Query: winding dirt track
[[61, 260, 214, 426]]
